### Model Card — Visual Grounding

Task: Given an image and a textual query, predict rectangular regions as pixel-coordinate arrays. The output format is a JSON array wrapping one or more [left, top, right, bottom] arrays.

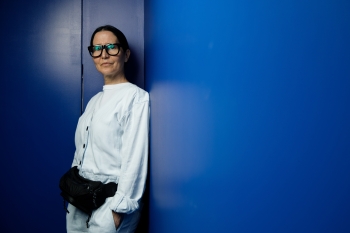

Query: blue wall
[[145, 1, 350, 232], [1, 0, 349, 232], [0, 0, 81, 232], [0, 0, 146, 232]]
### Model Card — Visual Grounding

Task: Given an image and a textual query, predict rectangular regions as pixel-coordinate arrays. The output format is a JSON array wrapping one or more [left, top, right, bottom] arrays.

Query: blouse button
[[83, 144, 85, 148]]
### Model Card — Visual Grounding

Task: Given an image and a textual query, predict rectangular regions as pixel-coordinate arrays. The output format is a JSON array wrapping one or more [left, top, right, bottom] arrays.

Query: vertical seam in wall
[[80, 0, 84, 115]]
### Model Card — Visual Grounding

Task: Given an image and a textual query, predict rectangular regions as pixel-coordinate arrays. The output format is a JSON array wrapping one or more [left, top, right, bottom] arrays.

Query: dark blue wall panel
[[0, 1, 81, 232], [0, 1, 146, 232], [145, 1, 350, 232]]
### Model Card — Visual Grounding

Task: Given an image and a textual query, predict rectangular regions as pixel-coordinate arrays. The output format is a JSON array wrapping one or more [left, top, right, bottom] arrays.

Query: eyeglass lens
[[90, 44, 120, 57]]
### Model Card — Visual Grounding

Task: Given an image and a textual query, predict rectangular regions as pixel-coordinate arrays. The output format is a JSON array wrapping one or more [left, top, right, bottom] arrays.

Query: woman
[[66, 25, 149, 233]]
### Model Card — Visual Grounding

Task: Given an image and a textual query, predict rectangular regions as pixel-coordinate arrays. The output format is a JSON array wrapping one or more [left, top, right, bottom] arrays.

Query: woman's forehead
[[93, 31, 119, 44]]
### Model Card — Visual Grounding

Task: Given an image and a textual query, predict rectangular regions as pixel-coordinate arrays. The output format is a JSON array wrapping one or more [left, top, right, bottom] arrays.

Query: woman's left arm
[[109, 97, 150, 214]]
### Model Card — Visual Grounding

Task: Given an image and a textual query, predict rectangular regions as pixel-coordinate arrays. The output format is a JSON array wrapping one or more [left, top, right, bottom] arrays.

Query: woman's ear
[[124, 49, 131, 63]]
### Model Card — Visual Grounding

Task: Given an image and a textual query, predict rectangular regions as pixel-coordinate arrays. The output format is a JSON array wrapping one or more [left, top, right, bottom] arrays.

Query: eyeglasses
[[87, 43, 122, 58]]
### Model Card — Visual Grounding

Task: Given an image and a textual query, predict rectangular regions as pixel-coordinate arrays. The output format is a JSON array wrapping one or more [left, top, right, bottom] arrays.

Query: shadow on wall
[[125, 45, 142, 87]]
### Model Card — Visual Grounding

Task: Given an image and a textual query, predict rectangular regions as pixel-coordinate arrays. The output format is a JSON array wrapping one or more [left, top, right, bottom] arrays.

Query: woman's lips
[[101, 62, 112, 66]]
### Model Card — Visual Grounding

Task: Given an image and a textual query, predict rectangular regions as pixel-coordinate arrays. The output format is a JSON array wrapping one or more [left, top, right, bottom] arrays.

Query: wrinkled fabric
[[67, 199, 142, 233], [67, 82, 149, 233]]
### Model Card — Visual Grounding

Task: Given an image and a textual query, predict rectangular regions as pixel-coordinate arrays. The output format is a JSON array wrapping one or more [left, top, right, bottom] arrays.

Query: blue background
[[0, 0, 145, 232], [0, 0, 349, 232], [0, 0, 81, 232], [145, 0, 350, 232]]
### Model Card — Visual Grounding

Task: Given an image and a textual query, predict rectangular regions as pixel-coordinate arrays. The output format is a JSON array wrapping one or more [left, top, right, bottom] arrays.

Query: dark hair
[[90, 25, 129, 51]]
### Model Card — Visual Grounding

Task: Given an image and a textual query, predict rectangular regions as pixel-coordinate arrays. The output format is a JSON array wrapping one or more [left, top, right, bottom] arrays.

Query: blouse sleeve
[[109, 98, 150, 214]]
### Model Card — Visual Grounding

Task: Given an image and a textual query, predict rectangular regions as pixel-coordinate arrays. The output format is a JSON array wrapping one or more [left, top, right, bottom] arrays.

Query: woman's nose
[[101, 48, 109, 58]]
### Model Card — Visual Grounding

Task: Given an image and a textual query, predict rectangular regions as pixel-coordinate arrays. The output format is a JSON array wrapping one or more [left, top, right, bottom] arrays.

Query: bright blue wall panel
[[0, 1, 81, 232], [145, 1, 350, 232]]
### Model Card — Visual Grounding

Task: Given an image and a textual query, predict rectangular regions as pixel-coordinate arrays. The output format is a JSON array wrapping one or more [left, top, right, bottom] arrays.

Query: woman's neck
[[103, 73, 128, 85]]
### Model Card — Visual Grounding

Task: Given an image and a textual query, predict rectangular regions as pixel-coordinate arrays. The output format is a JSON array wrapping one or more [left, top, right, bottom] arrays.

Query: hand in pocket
[[112, 211, 123, 230]]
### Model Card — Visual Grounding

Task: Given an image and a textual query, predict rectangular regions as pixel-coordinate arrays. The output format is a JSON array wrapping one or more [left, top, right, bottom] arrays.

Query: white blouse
[[71, 82, 149, 214]]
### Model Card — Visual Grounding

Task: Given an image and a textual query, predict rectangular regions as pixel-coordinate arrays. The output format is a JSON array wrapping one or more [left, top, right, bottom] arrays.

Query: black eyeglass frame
[[87, 43, 122, 58]]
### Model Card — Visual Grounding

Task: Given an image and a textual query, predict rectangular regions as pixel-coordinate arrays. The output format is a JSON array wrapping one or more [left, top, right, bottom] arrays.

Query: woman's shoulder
[[85, 91, 103, 109], [123, 83, 149, 104]]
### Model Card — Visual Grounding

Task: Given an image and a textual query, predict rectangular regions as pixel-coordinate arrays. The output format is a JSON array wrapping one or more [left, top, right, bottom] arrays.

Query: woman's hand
[[112, 211, 123, 229]]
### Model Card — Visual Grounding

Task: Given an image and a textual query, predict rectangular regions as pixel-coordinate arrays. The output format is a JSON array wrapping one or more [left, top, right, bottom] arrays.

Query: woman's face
[[92, 30, 130, 79]]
